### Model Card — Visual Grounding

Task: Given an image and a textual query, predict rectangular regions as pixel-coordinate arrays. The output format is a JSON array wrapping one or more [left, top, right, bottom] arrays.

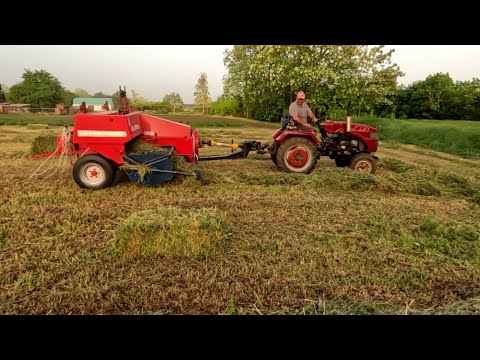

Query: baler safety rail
[[198, 140, 269, 161]]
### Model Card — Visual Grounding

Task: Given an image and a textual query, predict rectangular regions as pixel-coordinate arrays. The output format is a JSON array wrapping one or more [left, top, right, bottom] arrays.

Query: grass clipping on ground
[[31, 131, 58, 155], [113, 207, 231, 258]]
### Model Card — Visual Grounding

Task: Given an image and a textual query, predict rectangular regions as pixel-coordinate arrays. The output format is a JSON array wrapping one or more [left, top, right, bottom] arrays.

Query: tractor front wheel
[[276, 137, 317, 174], [349, 153, 377, 174], [73, 155, 115, 189]]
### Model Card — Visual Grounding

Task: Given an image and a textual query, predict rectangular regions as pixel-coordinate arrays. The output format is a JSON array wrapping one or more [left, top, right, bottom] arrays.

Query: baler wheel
[[73, 155, 115, 189]]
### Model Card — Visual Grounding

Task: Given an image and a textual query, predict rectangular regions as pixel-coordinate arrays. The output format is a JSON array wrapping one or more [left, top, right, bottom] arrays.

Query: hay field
[[1, 116, 479, 314]]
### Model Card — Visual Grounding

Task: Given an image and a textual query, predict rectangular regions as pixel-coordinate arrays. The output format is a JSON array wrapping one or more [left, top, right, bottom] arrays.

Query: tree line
[[0, 69, 205, 113], [211, 45, 480, 121], [377, 73, 480, 120], [2, 48, 480, 121]]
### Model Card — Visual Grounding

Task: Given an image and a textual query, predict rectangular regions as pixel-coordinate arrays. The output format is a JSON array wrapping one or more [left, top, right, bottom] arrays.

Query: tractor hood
[[321, 120, 377, 134]]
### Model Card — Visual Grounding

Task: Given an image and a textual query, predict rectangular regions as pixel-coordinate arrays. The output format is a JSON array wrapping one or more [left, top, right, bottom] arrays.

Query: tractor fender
[[274, 130, 321, 146]]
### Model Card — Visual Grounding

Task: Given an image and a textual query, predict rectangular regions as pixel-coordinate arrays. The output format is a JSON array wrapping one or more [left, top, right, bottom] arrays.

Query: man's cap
[[296, 91, 305, 99]]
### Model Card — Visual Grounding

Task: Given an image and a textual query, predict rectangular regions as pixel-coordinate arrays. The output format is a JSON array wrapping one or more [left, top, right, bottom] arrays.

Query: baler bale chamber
[[33, 108, 202, 190]]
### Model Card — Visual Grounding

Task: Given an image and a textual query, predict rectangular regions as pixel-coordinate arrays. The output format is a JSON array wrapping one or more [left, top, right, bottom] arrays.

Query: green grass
[[1, 115, 480, 314], [0, 113, 74, 127], [356, 117, 480, 158]]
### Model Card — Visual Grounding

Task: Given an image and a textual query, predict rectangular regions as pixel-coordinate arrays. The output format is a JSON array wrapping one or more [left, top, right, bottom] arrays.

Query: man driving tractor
[[267, 90, 318, 153], [288, 90, 318, 132]]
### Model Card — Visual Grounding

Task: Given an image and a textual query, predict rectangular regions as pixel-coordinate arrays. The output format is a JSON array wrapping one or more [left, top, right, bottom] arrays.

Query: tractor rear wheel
[[73, 155, 115, 189], [276, 137, 317, 174], [349, 153, 377, 174]]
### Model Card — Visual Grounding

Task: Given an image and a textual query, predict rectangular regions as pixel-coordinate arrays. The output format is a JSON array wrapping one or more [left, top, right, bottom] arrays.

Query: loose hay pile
[[113, 207, 231, 258], [125, 139, 168, 154], [31, 131, 58, 155], [119, 163, 152, 181], [29, 127, 75, 179]]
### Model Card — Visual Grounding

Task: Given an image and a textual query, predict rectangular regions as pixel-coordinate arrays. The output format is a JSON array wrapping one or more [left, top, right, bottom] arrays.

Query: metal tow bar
[[198, 140, 269, 161]]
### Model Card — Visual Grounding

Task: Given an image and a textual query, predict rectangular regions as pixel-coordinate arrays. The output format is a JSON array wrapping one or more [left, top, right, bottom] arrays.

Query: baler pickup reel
[[122, 147, 202, 185], [199, 140, 269, 161]]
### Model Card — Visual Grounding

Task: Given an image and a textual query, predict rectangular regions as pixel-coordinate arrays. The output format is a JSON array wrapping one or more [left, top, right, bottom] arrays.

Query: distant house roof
[[72, 97, 114, 106]]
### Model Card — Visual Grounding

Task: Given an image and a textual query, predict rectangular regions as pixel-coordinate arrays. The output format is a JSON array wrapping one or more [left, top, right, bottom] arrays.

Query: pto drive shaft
[[201, 140, 240, 151], [198, 139, 269, 161]]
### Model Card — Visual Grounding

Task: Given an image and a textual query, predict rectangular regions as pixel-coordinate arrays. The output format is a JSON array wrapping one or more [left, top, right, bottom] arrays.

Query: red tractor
[[267, 114, 379, 174]]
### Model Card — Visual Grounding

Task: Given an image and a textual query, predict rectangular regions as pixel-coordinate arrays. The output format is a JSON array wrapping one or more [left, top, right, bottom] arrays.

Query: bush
[[211, 98, 241, 116]]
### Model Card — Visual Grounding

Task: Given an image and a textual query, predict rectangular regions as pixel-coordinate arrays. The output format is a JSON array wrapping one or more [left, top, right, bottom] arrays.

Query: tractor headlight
[[370, 132, 378, 139]]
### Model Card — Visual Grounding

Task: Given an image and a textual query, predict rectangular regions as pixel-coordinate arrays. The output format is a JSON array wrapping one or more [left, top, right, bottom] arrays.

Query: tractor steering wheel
[[315, 115, 328, 132], [308, 115, 324, 132]]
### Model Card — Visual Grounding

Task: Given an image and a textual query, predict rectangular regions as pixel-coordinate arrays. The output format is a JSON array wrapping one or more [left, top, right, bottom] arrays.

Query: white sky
[[1, 45, 479, 103]]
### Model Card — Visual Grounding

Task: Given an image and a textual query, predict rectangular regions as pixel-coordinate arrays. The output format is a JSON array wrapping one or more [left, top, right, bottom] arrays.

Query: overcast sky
[[1, 45, 479, 103]]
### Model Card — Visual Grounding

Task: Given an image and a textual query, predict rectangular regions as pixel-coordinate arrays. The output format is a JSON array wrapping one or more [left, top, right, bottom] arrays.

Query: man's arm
[[308, 112, 318, 123], [306, 105, 318, 123], [292, 114, 312, 128]]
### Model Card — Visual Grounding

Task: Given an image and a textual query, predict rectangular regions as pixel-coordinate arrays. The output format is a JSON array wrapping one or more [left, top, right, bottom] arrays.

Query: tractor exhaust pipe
[[346, 101, 351, 133]]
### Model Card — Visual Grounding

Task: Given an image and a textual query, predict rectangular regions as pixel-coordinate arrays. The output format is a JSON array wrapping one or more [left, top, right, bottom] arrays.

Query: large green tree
[[9, 69, 65, 107], [394, 75, 480, 120], [349, 46, 404, 116], [401, 73, 455, 119], [62, 90, 76, 105], [194, 72, 210, 113], [162, 92, 184, 113], [223, 45, 403, 121], [450, 78, 480, 120]]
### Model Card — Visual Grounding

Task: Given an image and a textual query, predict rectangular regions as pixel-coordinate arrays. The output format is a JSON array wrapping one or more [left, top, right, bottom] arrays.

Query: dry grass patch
[[26, 124, 50, 130], [113, 207, 232, 258]]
